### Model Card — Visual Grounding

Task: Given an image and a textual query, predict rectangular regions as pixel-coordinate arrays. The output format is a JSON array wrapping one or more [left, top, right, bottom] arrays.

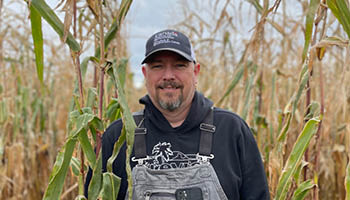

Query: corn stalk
[[27, 0, 134, 199]]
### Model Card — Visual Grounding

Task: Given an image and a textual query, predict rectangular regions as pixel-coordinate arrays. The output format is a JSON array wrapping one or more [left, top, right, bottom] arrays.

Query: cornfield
[[0, 0, 349, 200]]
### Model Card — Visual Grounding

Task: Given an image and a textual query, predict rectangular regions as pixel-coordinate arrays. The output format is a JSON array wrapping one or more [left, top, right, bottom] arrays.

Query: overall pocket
[[144, 187, 204, 200], [144, 190, 175, 200]]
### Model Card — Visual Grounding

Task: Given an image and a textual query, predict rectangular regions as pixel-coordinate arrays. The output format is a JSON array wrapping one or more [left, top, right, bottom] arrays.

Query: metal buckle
[[200, 123, 215, 132], [196, 153, 214, 163], [131, 156, 149, 165], [135, 127, 147, 135]]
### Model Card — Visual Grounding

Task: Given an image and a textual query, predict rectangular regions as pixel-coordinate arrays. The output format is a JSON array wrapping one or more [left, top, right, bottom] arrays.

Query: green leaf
[[241, 64, 256, 120], [0, 100, 8, 125], [91, 116, 104, 132], [346, 159, 350, 200], [327, 0, 350, 39], [86, 88, 98, 108], [88, 151, 103, 200], [43, 138, 77, 200], [293, 160, 309, 185], [30, 5, 44, 83], [94, 0, 133, 58], [107, 61, 136, 200], [304, 101, 320, 121], [293, 64, 309, 116], [31, 0, 80, 52], [291, 180, 316, 200], [277, 111, 292, 142], [217, 63, 245, 106], [69, 56, 95, 112], [70, 157, 86, 176], [101, 172, 121, 200], [105, 98, 121, 122], [74, 195, 87, 200], [302, 0, 320, 62], [78, 129, 96, 168], [274, 117, 320, 200], [247, 0, 263, 14], [107, 126, 126, 173], [72, 112, 95, 137], [116, 58, 128, 89]]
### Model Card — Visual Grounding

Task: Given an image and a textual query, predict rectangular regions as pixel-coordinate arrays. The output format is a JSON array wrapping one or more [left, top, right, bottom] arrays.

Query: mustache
[[157, 81, 183, 89]]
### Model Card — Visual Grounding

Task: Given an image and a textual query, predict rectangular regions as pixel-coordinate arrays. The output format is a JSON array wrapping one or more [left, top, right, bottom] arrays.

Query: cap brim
[[141, 48, 194, 64]]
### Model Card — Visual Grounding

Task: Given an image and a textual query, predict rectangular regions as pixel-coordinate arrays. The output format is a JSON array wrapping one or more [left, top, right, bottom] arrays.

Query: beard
[[156, 81, 184, 112]]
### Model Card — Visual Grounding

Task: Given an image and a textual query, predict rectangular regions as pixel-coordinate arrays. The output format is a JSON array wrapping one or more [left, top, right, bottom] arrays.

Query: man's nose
[[162, 66, 175, 80]]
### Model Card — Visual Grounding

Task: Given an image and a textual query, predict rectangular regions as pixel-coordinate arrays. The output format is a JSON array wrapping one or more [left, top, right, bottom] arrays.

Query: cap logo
[[153, 31, 180, 47]]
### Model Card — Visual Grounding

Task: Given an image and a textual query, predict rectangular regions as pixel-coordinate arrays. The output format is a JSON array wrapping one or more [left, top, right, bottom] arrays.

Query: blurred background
[[0, 0, 349, 199]]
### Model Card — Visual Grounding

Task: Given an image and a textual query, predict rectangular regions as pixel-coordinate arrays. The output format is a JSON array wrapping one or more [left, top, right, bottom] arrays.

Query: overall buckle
[[196, 153, 214, 163], [131, 156, 149, 166], [200, 123, 215, 132]]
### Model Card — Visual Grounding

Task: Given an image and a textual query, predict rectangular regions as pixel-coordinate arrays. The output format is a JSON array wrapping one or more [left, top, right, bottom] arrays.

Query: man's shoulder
[[102, 118, 123, 142], [213, 107, 245, 123]]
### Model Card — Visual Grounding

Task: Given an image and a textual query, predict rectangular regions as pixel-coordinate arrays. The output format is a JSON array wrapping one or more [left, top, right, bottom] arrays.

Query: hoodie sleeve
[[239, 120, 270, 200]]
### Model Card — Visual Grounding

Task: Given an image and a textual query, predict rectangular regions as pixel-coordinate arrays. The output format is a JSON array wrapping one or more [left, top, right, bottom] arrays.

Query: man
[[85, 29, 269, 199]]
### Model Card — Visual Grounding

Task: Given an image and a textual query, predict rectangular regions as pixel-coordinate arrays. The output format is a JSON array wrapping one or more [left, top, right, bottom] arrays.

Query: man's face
[[142, 51, 200, 112]]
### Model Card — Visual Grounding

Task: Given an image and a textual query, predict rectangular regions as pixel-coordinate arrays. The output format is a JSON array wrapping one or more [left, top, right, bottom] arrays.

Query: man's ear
[[194, 63, 200, 76], [142, 65, 147, 77]]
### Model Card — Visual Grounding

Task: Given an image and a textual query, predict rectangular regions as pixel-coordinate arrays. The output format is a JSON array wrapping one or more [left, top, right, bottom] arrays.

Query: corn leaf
[[94, 0, 133, 58], [75, 195, 87, 200], [31, 0, 80, 52], [293, 160, 309, 185], [302, 0, 320, 62], [116, 58, 128, 89], [241, 70, 255, 120], [105, 98, 121, 123], [313, 36, 349, 48], [327, 0, 350, 39], [0, 100, 8, 125], [107, 61, 136, 200], [78, 129, 96, 167], [217, 63, 245, 106], [291, 179, 316, 200], [293, 64, 309, 116], [86, 87, 98, 108], [69, 56, 93, 112], [29, 5, 44, 83], [88, 151, 103, 200], [346, 159, 350, 200], [43, 138, 77, 200], [274, 117, 320, 200], [70, 157, 87, 176], [101, 172, 122, 200], [107, 126, 126, 173]]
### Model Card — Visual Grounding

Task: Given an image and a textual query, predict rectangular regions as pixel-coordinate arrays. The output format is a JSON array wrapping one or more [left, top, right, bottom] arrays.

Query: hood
[[139, 91, 213, 133]]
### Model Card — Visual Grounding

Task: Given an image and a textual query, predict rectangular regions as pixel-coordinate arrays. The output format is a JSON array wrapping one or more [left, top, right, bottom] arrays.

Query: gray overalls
[[128, 109, 228, 200]]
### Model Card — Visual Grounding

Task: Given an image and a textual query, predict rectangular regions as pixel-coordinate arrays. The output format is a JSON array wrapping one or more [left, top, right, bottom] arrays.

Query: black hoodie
[[85, 91, 270, 200]]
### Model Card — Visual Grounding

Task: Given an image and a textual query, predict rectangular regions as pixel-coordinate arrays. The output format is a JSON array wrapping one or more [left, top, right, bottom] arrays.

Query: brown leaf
[[62, 0, 73, 43], [87, 0, 99, 19], [316, 47, 326, 60]]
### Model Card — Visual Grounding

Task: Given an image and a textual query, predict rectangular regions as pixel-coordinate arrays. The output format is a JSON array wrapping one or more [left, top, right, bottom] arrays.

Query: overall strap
[[198, 107, 216, 157], [133, 110, 147, 160]]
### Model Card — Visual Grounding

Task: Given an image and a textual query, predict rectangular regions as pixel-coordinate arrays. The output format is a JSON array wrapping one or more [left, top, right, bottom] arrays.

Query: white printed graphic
[[144, 142, 199, 170], [153, 31, 180, 47]]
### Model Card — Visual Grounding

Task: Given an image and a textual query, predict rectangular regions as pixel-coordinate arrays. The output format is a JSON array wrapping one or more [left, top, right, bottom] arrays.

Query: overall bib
[[127, 109, 228, 200]]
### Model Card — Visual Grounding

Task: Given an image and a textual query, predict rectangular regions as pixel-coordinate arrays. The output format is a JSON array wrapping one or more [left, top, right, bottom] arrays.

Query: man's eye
[[151, 65, 162, 69], [176, 64, 186, 68]]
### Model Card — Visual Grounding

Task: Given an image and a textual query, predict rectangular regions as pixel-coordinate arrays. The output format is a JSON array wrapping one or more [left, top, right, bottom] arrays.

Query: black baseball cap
[[141, 29, 196, 64]]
